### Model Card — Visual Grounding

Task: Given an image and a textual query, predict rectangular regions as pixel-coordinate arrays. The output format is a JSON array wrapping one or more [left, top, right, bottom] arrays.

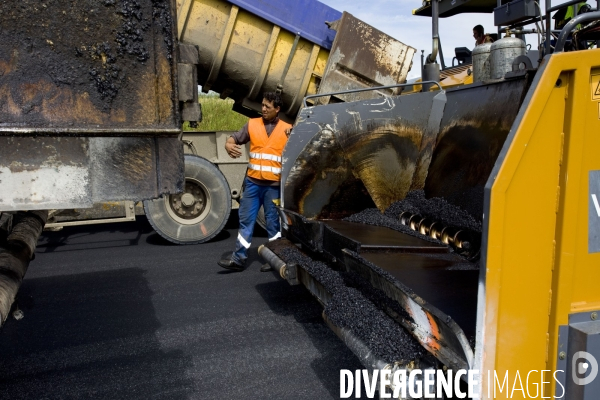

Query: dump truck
[[0, 0, 414, 322], [26, 0, 416, 245], [255, 0, 600, 398], [0, 0, 184, 324]]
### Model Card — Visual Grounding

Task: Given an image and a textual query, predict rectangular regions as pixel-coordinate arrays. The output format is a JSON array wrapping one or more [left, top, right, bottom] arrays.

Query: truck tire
[[144, 155, 231, 244]]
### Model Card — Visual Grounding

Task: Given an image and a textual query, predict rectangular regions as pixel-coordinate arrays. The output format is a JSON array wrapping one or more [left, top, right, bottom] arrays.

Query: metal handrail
[[554, 11, 600, 52], [302, 81, 444, 108], [548, 0, 585, 13]]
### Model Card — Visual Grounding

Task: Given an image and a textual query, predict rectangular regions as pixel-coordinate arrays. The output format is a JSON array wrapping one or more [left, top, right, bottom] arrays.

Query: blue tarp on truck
[[228, 0, 342, 49]]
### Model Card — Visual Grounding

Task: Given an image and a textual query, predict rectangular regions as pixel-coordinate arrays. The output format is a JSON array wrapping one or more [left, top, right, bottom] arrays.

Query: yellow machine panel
[[481, 48, 600, 398]]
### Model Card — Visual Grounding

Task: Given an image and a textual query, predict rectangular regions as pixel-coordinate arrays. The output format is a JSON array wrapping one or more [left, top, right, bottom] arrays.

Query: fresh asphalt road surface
[[0, 212, 371, 399]]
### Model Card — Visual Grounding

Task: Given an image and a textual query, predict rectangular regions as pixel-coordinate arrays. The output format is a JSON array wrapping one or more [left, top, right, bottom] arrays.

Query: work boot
[[218, 253, 244, 272], [260, 264, 273, 272]]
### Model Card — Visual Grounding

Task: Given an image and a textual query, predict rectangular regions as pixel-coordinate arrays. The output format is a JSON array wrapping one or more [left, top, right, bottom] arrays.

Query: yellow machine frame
[[478, 48, 600, 397]]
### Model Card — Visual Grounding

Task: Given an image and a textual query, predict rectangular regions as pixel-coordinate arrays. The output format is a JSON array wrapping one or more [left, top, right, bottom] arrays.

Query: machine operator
[[473, 24, 494, 46]]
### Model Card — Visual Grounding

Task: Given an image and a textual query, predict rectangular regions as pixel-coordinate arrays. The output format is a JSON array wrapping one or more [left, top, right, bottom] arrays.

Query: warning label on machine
[[592, 74, 600, 101], [591, 170, 600, 253]]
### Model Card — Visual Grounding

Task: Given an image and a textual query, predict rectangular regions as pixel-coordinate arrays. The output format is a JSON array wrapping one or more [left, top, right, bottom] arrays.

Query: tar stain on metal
[[424, 78, 532, 219], [0, 0, 174, 122], [0, 137, 89, 173], [149, 0, 174, 61], [336, 121, 424, 212], [284, 127, 376, 219]]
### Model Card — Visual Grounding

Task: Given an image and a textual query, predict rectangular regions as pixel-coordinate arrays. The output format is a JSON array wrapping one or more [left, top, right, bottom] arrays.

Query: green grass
[[183, 94, 251, 132]]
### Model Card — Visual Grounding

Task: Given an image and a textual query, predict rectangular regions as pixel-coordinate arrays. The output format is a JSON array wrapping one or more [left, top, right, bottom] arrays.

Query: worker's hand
[[285, 127, 292, 137], [225, 140, 242, 158]]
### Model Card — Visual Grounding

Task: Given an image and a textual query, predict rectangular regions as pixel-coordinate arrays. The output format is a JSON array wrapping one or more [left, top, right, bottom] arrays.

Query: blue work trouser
[[232, 177, 281, 264]]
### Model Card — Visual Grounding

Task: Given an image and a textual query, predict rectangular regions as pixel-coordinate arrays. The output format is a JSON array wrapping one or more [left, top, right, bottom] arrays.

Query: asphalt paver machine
[[260, 0, 600, 397]]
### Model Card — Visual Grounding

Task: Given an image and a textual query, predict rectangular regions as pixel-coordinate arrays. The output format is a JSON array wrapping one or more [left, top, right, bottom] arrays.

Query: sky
[[316, 0, 496, 79]]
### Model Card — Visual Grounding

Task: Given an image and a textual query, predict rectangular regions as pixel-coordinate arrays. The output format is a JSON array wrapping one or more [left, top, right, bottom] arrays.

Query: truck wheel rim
[[165, 178, 211, 225]]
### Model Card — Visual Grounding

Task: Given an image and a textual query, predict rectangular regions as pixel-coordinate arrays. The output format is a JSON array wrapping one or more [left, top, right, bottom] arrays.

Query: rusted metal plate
[[0, 0, 179, 135], [0, 136, 183, 211], [315, 12, 416, 104]]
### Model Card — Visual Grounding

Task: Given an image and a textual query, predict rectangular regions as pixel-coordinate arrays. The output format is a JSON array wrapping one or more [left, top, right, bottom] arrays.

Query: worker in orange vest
[[218, 92, 292, 272], [473, 24, 494, 46]]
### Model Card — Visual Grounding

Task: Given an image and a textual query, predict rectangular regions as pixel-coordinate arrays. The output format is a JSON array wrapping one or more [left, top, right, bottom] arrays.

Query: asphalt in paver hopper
[[263, 73, 534, 375]]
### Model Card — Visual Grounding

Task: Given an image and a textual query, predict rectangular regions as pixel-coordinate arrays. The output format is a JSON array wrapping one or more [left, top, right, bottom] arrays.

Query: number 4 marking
[[593, 194, 600, 217]]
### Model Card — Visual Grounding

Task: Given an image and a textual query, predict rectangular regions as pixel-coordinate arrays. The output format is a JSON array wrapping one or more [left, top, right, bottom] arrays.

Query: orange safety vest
[[247, 117, 291, 182]]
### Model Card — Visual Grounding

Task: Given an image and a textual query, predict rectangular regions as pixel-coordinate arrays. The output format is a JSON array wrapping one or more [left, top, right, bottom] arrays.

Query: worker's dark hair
[[473, 25, 485, 35], [263, 92, 283, 109]]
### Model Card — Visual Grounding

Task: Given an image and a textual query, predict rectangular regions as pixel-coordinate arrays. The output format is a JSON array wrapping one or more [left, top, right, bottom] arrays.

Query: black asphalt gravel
[[384, 190, 482, 232], [271, 244, 424, 364], [0, 213, 372, 399], [344, 190, 482, 261]]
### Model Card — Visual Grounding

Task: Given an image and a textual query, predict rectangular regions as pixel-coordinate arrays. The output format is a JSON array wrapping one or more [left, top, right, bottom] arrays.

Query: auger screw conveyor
[[259, 0, 600, 398]]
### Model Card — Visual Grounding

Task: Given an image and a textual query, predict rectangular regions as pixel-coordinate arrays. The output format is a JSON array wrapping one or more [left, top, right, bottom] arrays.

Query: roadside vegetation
[[183, 93, 251, 132]]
